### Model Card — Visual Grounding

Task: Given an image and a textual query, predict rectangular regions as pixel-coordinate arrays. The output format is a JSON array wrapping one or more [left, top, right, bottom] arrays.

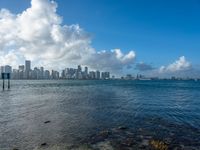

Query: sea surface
[[0, 80, 200, 150]]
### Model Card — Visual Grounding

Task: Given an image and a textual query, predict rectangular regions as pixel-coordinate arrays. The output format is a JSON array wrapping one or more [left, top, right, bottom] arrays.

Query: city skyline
[[0, 60, 111, 80], [0, 0, 200, 78]]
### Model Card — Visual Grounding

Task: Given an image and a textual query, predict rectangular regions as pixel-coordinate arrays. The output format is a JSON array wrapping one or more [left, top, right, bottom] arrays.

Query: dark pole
[[3, 78, 5, 90], [8, 79, 10, 89], [8, 74, 10, 89]]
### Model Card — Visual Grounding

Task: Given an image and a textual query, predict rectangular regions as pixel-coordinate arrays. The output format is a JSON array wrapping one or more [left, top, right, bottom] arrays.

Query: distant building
[[18, 65, 25, 79], [19, 65, 25, 71], [77, 65, 82, 72], [85, 67, 88, 75], [89, 71, 95, 79], [1, 62, 112, 80], [44, 70, 50, 79], [25, 60, 31, 79], [1, 65, 12, 73], [0, 66, 4, 75], [12, 69, 19, 79], [51, 70, 59, 79], [126, 74, 133, 80], [95, 71, 100, 79], [101, 72, 110, 79]]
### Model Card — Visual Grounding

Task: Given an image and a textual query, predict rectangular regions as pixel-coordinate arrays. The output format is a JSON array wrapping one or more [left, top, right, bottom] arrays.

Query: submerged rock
[[44, 120, 51, 124], [41, 143, 47, 146], [118, 126, 128, 130]]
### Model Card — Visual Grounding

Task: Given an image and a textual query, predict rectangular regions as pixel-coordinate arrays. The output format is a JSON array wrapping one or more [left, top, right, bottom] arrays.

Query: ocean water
[[0, 80, 200, 150]]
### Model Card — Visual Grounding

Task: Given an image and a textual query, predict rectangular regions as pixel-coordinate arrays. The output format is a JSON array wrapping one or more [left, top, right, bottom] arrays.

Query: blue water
[[0, 80, 200, 149]]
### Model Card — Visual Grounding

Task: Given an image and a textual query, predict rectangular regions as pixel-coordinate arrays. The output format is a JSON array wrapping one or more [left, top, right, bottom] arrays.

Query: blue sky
[[59, 0, 200, 66], [0, 0, 200, 76]]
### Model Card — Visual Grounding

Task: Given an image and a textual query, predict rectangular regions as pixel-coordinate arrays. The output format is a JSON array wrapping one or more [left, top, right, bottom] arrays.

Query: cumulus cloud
[[159, 56, 191, 73], [86, 49, 136, 72], [0, 0, 136, 72], [135, 62, 154, 71]]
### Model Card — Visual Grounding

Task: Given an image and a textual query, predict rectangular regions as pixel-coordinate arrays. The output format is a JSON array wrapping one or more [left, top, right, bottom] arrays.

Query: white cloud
[[0, 0, 136, 73], [87, 49, 136, 72], [159, 56, 191, 73]]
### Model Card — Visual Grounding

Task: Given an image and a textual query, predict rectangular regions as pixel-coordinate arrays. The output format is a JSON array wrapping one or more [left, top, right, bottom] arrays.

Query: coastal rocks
[[93, 141, 114, 150], [149, 140, 168, 150], [99, 130, 111, 138], [89, 130, 111, 144], [120, 138, 135, 147]]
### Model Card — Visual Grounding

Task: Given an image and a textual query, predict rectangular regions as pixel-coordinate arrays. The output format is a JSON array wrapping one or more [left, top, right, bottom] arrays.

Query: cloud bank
[[0, 0, 136, 72], [140, 56, 198, 78], [159, 56, 191, 73]]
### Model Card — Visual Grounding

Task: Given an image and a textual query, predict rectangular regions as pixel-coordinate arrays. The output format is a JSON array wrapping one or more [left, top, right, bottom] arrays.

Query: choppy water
[[0, 80, 200, 150]]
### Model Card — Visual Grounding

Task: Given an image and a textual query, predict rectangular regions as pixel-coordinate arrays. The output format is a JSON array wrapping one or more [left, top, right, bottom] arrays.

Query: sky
[[0, 0, 200, 77]]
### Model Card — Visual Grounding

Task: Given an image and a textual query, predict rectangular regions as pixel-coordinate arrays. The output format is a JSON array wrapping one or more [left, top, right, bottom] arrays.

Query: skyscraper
[[4, 65, 12, 73], [25, 60, 31, 71], [85, 67, 88, 75], [25, 60, 31, 79], [95, 70, 100, 79]]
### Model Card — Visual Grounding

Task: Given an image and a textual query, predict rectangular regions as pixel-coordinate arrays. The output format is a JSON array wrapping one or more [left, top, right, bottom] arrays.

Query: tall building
[[25, 60, 31, 79], [40, 67, 44, 79], [0, 66, 4, 73], [5, 65, 12, 74], [25, 60, 31, 71], [44, 70, 50, 79], [101, 72, 110, 79], [51, 70, 59, 79], [85, 67, 88, 75], [19, 65, 25, 72], [95, 70, 100, 79], [89, 71, 95, 79], [18, 65, 25, 79]]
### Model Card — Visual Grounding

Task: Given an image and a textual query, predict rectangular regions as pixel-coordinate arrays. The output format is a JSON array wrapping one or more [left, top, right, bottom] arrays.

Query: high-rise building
[[89, 71, 95, 79], [44, 70, 50, 79], [19, 65, 25, 72], [25, 60, 31, 71], [95, 70, 100, 79], [77, 65, 82, 72], [25, 60, 31, 79], [18, 65, 25, 79], [0, 66, 4, 73], [101, 72, 110, 79], [40, 67, 44, 79], [51, 70, 59, 79], [85, 67, 88, 75]]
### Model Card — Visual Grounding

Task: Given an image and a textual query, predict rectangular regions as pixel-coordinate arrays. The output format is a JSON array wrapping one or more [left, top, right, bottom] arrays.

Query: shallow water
[[0, 80, 200, 149]]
